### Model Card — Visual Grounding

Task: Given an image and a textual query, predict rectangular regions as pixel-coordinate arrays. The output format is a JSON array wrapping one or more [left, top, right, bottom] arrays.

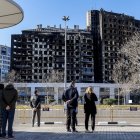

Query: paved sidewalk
[[1, 124, 140, 140]]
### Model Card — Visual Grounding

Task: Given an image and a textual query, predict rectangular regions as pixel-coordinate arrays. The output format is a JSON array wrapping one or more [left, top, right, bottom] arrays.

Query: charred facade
[[87, 9, 140, 83], [11, 25, 94, 83]]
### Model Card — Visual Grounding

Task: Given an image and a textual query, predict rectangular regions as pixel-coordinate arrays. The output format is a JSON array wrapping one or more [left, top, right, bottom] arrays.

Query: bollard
[[23, 107, 26, 124], [109, 105, 118, 124], [111, 105, 113, 122]]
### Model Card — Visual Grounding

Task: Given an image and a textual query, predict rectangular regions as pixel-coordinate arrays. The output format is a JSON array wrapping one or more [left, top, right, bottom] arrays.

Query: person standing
[[75, 98, 78, 126], [1, 83, 18, 139], [0, 84, 4, 138], [30, 89, 41, 127], [84, 87, 98, 133], [62, 81, 79, 132]]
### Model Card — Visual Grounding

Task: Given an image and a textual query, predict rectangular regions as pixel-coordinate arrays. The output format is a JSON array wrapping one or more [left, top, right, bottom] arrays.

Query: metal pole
[[124, 93, 125, 105], [62, 16, 69, 90], [118, 88, 119, 105], [47, 92, 49, 105], [64, 20, 67, 90]]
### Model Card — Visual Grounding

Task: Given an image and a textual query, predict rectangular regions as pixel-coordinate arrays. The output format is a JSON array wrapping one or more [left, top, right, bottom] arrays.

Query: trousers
[[1, 109, 15, 137], [66, 108, 76, 131], [32, 109, 41, 127], [85, 112, 96, 131]]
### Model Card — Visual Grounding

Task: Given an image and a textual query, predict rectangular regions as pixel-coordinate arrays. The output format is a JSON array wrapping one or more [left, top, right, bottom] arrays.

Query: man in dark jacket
[[30, 89, 41, 127], [1, 83, 18, 139], [0, 84, 4, 138], [62, 81, 79, 132]]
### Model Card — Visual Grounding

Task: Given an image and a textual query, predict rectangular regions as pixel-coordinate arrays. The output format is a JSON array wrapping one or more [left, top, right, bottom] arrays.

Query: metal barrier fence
[[14, 106, 140, 126]]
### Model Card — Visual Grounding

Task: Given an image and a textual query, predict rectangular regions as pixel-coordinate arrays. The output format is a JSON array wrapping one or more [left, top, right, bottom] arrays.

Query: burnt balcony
[[55, 58, 64, 63], [81, 79, 94, 82], [82, 71, 93, 75], [16, 64, 32, 69], [20, 71, 32, 75], [81, 58, 93, 63], [81, 52, 93, 56]]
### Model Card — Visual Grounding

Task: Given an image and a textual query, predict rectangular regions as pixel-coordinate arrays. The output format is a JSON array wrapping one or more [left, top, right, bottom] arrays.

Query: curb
[[44, 122, 64, 124], [98, 121, 127, 125]]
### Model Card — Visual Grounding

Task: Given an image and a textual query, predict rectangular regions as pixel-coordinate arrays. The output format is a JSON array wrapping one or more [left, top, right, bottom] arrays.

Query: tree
[[5, 69, 21, 83], [42, 69, 64, 105], [113, 32, 140, 103], [121, 32, 140, 67], [46, 69, 64, 83], [113, 32, 140, 85]]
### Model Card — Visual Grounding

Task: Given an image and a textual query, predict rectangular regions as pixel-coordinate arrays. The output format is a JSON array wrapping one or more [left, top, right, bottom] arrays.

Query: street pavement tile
[[13, 125, 140, 140]]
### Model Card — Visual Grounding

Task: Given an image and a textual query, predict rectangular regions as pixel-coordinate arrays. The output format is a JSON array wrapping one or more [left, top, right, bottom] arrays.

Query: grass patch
[[16, 104, 140, 110]]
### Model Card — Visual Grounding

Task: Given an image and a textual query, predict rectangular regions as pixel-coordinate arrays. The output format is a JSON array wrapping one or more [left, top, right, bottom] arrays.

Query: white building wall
[[10, 82, 123, 104]]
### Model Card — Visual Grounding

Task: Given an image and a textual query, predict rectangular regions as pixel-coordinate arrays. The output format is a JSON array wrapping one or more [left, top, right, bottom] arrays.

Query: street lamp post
[[118, 88, 120, 105], [62, 16, 69, 90]]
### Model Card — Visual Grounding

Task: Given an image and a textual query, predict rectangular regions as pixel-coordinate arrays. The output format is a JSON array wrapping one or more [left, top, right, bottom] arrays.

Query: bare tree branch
[[45, 69, 64, 83], [113, 32, 140, 94]]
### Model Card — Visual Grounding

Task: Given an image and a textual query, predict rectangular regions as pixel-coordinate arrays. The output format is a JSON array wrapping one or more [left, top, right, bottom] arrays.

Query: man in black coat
[[30, 89, 41, 127], [62, 81, 79, 132], [1, 83, 18, 139], [0, 84, 4, 138]]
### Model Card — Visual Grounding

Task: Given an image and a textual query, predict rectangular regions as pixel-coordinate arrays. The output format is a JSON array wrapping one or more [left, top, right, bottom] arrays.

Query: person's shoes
[[67, 129, 71, 132], [8, 135, 15, 139], [0, 137, 6, 139], [72, 129, 78, 133], [85, 129, 90, 133], [1, 135, 6, 139]]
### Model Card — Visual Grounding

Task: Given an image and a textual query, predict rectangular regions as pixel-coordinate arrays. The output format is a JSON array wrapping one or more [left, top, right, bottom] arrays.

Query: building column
[[125, 92, 130, 104], [110, 87, 115, 99], [31, 86, 35, 96], [93, 86, 100, 105], [77, 87, 81, 96], [54, 87, 59, 104]]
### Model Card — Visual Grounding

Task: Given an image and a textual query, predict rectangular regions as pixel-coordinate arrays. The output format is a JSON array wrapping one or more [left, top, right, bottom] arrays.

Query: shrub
[[103, 98, 117, 106]]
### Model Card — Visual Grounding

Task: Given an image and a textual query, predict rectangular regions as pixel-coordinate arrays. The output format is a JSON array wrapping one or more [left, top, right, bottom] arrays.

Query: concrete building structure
[[12, 82, 132, 105], [11, 25, 94, 83], [86, 9, 140, 83], [0, 45, 11, 82], [11, 9, 140, 84]]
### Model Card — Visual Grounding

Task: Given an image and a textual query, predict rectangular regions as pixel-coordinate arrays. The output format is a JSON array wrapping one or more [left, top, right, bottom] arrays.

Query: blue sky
[[0, 0, 140, 46]]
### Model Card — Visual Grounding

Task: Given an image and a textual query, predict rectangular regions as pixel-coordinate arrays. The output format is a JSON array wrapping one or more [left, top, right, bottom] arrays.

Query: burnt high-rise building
[[11, 9, 140, 83], [11, 25, 94, 83], [86, 9, 140, 83]]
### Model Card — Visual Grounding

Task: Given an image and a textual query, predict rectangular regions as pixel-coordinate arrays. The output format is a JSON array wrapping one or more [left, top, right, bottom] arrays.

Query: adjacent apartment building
[[86, 9, 140, 83], [11, 25, 94, 83], [0, 45, 11, 82]]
